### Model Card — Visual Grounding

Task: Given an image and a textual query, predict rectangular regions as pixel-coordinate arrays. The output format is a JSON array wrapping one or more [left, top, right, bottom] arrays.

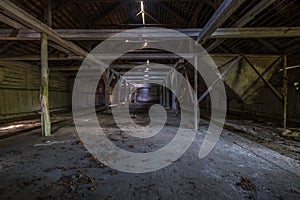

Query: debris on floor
[[33, 139, 75, 147], [236, 176, 256, 191], [281, 129, 300, 140], [224, 119, 300, 160], [0, 110, 299, 199]]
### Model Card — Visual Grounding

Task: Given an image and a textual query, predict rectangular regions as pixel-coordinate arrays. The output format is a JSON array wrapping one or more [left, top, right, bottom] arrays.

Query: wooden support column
[[172, 92, 176, 111], [103, 71, 111, 109], [159, 86, 163, 105], [194, 56, 198, 130], [117, 80, 122, 106], [165, 86, 170, 109], [125, 83, 129, 102], [162, 84, 166, 107], [134, 89, 138, 103], [282, 55, 288, 129], [171, 75, 177, 112], [41, 32, 51, 136]]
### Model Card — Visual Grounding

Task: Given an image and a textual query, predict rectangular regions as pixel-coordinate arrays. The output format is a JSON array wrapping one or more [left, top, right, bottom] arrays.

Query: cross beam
[[0, 53, 280, 61], [206, 0, 276, 52], [0, 27, 299, 41], [196, 0, 246, 43]]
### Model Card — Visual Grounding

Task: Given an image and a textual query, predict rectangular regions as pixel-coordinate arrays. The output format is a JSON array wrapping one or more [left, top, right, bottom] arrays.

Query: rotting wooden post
[[41, 32, 51, 136], [282, 55, 288, 129]]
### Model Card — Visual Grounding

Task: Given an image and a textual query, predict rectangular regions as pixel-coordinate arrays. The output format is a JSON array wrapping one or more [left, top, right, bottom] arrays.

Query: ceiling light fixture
[[136, 1, 145, 25], [141, 1, 145, 25]]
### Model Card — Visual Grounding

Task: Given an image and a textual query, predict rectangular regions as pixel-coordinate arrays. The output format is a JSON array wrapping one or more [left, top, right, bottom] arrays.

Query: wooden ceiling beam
[[51, 64, 173, 71], [196, 0, 246, 43], [50, 64, 141, 71], [0, 0, 124, 77], [206, 0, 276, 52], [0, 13, 26, 29], [0, 54, 83, 61], [0, 0, 87, 57], [0, 53, 280, 61], [0, 27, 299, 41]]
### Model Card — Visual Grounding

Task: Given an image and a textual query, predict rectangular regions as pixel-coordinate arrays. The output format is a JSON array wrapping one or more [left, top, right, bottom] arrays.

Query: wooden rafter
[[0, 13, 26, 29], [188, 1, 205, 27], [206, 0, 276, 52], [160, 2, 188, 26], [196, 0, 246, 43], [0, 0, 88, 56]]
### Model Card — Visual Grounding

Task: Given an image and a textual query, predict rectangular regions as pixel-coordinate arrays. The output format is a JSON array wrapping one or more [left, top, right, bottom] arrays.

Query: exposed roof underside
[[0, 0, 299, 70]]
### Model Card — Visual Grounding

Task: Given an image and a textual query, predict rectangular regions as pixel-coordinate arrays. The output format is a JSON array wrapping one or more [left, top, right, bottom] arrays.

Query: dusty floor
[[0, 105, 300, 199]]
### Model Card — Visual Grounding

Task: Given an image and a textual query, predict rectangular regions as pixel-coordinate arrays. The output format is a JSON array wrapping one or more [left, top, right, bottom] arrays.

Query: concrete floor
[[0, 105, 300, 199]]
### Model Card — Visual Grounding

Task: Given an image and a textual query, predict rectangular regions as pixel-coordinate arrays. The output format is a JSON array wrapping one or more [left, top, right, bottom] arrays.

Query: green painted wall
[[0, 61, 70, 121]]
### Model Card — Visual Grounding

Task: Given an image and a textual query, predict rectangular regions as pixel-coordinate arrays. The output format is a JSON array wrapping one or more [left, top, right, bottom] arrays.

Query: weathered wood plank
[[0, 60, 70, 121], [40, 32, 51, 136], [0, 13, 26, 29]]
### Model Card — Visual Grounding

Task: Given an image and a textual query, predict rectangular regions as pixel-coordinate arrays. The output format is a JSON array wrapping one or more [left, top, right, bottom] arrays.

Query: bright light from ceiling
[[141, 1, 145, 24]]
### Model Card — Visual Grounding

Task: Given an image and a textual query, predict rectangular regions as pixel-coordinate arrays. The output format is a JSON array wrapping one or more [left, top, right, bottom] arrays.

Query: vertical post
[[194, 56, 198, 130], [283, 55, 288, 129], [41, 32, 51, 136], [125, 82, 128, 102], [172, 93, 176, 111], [104, 84, 110, 108], [159, 86, 163, 105], [135, 88, 138, 103], [117, 80, 122, 106], [162, 84, 166, 107], [172, 72, 178, 112], [103, 71, 111, 109], [166, 88, 170, 109], [128, 85, 132, 104]]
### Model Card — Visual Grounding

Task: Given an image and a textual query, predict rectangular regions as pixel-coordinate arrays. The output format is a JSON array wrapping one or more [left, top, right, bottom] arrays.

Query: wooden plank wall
[[229, 86, 300, 120], [0, 61, 70, 121]]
